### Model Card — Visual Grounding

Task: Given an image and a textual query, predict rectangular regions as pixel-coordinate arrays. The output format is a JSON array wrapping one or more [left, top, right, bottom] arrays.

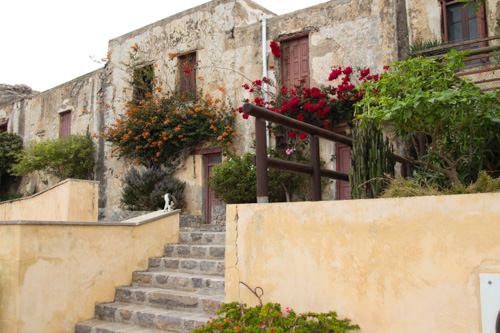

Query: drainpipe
[[262, 17, 269, 147]]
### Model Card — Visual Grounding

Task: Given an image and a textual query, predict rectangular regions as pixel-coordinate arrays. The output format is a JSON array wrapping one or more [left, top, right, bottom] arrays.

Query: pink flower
[[286, 148, 294, 155]]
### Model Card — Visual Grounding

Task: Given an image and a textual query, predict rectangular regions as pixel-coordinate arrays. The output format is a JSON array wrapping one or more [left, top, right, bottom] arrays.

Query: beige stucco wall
[[225, 193, 500, 332], [0, 210, 179, 333], [0, 179, 98, 222]]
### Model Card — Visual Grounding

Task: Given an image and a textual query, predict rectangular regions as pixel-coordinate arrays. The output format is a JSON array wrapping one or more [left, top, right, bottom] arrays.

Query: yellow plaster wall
[[0, 179, 98, 222], [0, 210, 179, 333], [225, 193, 500, 333]]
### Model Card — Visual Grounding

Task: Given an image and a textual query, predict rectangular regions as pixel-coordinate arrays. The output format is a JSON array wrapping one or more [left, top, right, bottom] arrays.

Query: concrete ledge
[[0, 209, 180, 226]]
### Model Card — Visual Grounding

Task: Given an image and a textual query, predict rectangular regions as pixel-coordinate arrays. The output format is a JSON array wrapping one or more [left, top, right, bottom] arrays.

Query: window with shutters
[[178, 52, 197, 95], [60, 111, 71, 138], [280, 35, 310, 90], [441, 0, 487, 44]]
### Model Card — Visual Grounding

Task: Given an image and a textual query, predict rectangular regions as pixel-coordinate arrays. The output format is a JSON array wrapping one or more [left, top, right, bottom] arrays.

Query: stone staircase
[[76, 229, 225, 332]]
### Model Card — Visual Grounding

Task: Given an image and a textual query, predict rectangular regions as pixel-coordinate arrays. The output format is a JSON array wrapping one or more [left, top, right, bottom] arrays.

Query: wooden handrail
[[243, 103, 410, 202]]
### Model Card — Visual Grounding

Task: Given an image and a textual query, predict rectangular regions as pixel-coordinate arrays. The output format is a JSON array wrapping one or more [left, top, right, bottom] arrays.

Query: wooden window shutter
[[60, 111, 71, 138]]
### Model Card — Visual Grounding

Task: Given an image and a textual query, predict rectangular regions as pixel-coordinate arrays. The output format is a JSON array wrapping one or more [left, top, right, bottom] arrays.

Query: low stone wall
[[225, 193, 500, 332], [0, 210, 180, 333], [0, 178, 99, 222]]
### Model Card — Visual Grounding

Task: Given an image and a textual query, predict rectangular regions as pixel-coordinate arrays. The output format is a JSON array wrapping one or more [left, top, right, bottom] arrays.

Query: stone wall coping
[[0, 178, 99, 205], [0, 209, 180, 226]]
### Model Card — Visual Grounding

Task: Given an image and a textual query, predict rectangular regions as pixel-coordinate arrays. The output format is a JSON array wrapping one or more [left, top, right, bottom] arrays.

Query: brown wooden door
[[205, 153, 222, 224], [281, 36, 309, 89], [334, 126, 351, 200], [60, 111, 71, 138]]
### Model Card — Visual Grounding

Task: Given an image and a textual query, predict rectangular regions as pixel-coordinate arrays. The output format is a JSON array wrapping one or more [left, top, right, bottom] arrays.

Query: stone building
[[1, 0, 499, 221]]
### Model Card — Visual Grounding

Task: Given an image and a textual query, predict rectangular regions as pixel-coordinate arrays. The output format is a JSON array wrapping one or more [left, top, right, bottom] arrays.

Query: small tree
[[0, 132, 23, 185], [355, 50, 500, 186], [11, 133, 95, 180]]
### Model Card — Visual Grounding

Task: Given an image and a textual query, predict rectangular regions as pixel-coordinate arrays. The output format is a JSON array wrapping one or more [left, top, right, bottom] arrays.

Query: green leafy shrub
[[0, 132, 23, 177], [208, 151, 307, 204], [193, 302, 359, 333], [11, 133, 95, 180], [0, 192, 23, 202], [355, 49, 500, 186], [121, 167, 185, 211]]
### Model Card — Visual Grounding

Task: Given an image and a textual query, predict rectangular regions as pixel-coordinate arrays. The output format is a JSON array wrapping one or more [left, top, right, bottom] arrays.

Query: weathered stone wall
[[5, 0, 495, 218], [0, 70, 104, 195]]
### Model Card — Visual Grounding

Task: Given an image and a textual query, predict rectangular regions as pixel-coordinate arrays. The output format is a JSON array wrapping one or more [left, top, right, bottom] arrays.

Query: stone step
[[179, 231, 225, 246], [148, 258, 225, 276], [75, 318, 167, 332], [114, 286, 223, 314], [132, 271, 224, 294], [163, 244, 225, 260], [94, 302, 212, 332]]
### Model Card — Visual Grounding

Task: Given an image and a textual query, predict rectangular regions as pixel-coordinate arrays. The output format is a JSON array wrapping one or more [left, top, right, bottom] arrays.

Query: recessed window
[[178, 52, 197, 95], [60, 111, 71, 138], [133, 64, 154, 102]]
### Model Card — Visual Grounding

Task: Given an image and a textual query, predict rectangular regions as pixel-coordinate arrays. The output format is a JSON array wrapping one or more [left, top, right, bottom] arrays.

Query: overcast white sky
[[1, 0, 328, 92]]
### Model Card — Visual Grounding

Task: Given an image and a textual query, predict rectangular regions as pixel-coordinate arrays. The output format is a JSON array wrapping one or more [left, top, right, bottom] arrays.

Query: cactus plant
[[349, 119, 396, 199]]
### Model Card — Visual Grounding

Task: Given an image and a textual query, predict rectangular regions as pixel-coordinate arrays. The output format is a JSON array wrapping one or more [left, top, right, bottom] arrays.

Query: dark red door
[[334, 126, 351, 200], [336, 144, 351, 200], [60, 111, 71, 138], [205, 153, 222, 223], [281, 36, 309, 89]]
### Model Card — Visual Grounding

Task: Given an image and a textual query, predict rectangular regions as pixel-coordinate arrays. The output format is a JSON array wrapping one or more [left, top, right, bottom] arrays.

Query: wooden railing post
[[310, 135, 321, 201], [255, 117, 269, 203]]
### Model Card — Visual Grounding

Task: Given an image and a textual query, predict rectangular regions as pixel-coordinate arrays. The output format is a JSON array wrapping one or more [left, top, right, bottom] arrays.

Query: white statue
[[164, 193, 177, 212]]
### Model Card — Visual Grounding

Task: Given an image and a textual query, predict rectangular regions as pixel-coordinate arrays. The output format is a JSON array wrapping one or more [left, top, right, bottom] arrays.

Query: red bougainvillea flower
[[270, 41, 281, 58], [299, 132, 307, 140], [359, 68, 370, 80], [342, 66, 353, 75], [328, 67, 342, 81], [183, 66, 193, 74], [383, 65, 390, 70], [253, 79, 262, 86], [242, 113, 249, 119], [242, 83, 250, 90], [297, 113, 305, 122], [288, 131, 296, 139]]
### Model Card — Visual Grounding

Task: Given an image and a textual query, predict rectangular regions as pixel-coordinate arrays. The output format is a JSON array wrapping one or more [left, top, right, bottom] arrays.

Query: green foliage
[[121, 167, 185, 211], [11, 133, 95, 180], [193, 302, 359, 333], [0, 132, 23, 177], [407, 39, 447, 59], [208, 151, 307, 204], [355, 49, 500, 186], [382, 171, 500, 198], [349, 119, 395, 199], [0, 192, 23, 202]]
